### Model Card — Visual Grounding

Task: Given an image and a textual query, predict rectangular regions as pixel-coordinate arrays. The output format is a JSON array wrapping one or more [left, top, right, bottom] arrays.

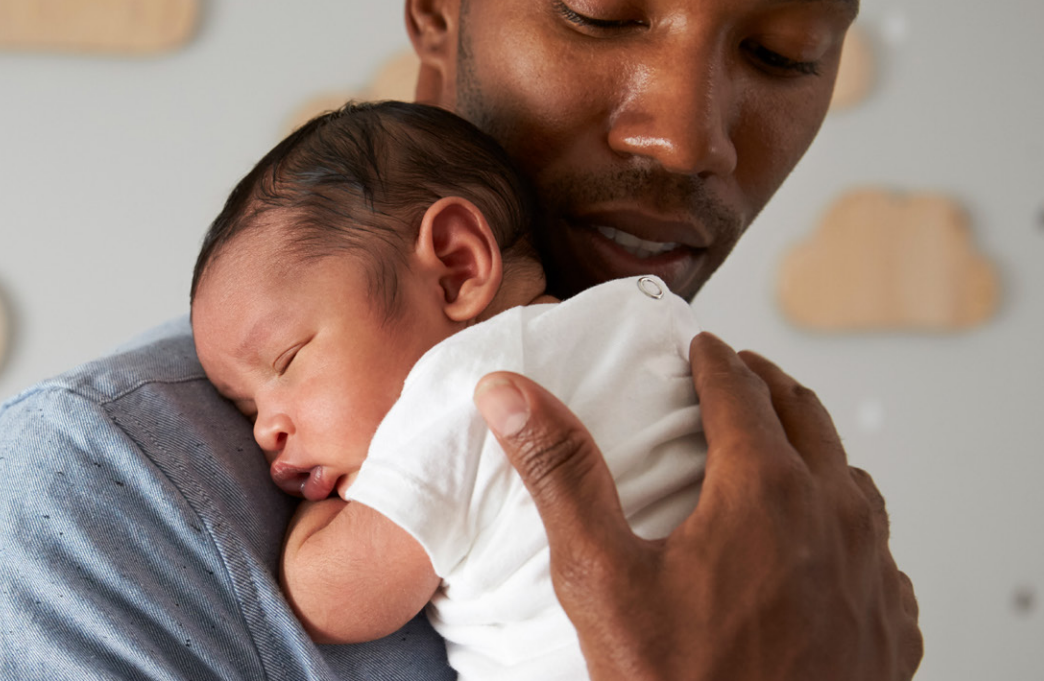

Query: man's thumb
[[473, 372, 631, 552]]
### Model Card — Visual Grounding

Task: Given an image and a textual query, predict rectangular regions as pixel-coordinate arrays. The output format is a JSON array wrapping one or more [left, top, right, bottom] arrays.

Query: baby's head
[[191, 101, 546, 500]]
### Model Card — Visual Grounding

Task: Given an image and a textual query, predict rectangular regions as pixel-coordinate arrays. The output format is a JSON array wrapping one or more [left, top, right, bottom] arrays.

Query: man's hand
[[473, 332, 923, 680]]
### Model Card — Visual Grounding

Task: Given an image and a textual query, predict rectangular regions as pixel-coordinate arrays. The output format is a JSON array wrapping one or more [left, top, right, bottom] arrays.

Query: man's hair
[[190, 100, 537, 314]]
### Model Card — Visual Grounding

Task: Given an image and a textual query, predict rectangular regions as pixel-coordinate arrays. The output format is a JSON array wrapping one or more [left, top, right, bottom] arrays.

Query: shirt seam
[[2, 373, 210, 413], [98, 394, 283, 681]]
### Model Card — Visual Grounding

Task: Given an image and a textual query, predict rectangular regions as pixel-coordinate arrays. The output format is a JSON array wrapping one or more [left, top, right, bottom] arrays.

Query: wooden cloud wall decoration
[[0, 285, 9, 375], [0, 0, 199, 55], [778, 189, 1000, 331], [830, 25, 875, 111]]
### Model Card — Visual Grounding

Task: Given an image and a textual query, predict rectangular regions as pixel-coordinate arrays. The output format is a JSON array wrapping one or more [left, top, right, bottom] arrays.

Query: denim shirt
[[0, 317, 453, 680]]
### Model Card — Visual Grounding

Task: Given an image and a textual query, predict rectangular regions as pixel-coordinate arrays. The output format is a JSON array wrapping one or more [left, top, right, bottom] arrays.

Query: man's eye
[[554, 0, 644, 31], [744, 41, 821, 77]]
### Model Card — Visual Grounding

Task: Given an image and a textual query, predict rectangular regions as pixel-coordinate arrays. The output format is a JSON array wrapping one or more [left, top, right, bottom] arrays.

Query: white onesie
[[346, 275, 706, 680]]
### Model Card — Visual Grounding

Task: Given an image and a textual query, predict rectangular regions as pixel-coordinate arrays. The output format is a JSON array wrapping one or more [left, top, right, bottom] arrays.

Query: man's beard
[[538, 164, 744, 240]]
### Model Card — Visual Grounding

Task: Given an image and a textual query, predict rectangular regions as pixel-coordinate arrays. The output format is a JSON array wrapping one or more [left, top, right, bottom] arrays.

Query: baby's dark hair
[[190, 100, 538, 314]]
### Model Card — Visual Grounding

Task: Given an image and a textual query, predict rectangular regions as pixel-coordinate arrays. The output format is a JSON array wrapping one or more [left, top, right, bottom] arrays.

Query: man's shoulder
[[0, 314, 257, 510], [0, 314, 243, 500], [3, 316, 208, 411], [0, 318, 455, 679]]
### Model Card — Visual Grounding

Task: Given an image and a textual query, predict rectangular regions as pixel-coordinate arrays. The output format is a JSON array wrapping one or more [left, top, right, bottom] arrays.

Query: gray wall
[[1, 2, 1041, 678]]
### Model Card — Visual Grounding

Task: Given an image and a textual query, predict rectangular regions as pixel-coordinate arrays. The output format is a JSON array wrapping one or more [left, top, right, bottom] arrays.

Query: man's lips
[[556, 211, 712, 295], [572, 209, 713, 250], [595, 226, 682, 258]]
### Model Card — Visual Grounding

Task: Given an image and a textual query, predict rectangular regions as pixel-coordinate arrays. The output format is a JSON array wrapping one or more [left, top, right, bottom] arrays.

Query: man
[[0, 1, 921, 680], [406, 0, 922, 677]]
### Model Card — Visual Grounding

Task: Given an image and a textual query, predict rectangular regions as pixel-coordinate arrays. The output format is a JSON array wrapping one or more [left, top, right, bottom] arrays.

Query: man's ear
[[414, 196, 503, 324], [405, 0, 460, 107]]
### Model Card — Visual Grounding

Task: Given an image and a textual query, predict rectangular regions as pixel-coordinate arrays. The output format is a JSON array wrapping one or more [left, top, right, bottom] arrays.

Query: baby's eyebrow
[[235, 318, 277, 359]]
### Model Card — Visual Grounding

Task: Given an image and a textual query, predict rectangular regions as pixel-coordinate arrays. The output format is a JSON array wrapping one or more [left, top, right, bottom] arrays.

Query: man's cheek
[[733, 94, 824, 208]]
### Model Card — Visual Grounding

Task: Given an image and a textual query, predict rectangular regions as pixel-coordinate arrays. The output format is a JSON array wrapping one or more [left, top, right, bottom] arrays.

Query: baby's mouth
[[300, 467, 339, 501]]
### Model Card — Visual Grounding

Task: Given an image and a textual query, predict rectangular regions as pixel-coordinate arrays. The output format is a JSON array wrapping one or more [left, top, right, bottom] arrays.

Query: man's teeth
[[596, 226, 678, 258]]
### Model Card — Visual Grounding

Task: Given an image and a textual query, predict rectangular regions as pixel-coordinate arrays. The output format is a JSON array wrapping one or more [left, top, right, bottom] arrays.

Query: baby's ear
[[413, 196, 503, 323]]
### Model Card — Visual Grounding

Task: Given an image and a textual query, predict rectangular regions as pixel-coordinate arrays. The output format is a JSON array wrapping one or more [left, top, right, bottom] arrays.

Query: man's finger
[[689, 333, 788, 449], [473, 372, 633, 555], [898, 570, 919, 620], [739, 349, 849, 479], [849, 466, 890, 541], [689, 333, 796, 476]]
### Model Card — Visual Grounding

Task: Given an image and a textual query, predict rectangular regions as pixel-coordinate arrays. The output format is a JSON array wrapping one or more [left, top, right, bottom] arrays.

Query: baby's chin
[[336, 470, 360, 501]]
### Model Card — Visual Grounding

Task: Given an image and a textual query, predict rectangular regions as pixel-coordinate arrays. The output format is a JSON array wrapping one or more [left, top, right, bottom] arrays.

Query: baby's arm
[[280, 497, 440, 644]]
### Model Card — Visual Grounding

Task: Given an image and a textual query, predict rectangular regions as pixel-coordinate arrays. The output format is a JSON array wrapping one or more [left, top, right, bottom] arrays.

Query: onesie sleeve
[[345, 310, 526, 578]]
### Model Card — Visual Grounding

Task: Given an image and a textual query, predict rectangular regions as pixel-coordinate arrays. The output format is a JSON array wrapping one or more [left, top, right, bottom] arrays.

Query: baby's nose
[[254, 413, 291, 456]]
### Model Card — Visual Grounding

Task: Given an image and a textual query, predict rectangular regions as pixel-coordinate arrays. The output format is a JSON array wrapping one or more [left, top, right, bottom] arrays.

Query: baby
[[190, 101, 705, 680]]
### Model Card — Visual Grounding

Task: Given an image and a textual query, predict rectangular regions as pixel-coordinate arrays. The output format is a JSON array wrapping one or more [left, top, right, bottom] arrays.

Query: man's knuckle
[[849, 466, 890, 530], [786, 381, 820, 406], [900, 622, 926, 679], [513, 425, 590, 490], [745, 371, 774, 401], [704, 366, 768, 403], [768, 457, 813, 494], [898, 570, 920, 618], [898, 569, 915, 593], [553, 539, 617, 594], [848, 465, 872, 487], [749, 456, 816, 514]]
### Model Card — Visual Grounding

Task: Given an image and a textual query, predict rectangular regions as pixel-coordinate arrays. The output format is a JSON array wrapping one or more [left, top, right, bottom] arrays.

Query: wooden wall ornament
[[778, 188, 1000, 331], [286, 50, 421, 134], [0, 0, 199, 55], [0, 286, 9, 375], [830, 25, 875, 111]]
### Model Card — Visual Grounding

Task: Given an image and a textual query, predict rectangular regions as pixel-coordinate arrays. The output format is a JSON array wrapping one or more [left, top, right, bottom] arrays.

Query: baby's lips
[[300, 467, 338, 501], [269, 459, 312, 498]]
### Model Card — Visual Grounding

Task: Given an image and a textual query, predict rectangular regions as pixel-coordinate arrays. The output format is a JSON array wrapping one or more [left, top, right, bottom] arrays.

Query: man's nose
[[607, 40, 738, 178]]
